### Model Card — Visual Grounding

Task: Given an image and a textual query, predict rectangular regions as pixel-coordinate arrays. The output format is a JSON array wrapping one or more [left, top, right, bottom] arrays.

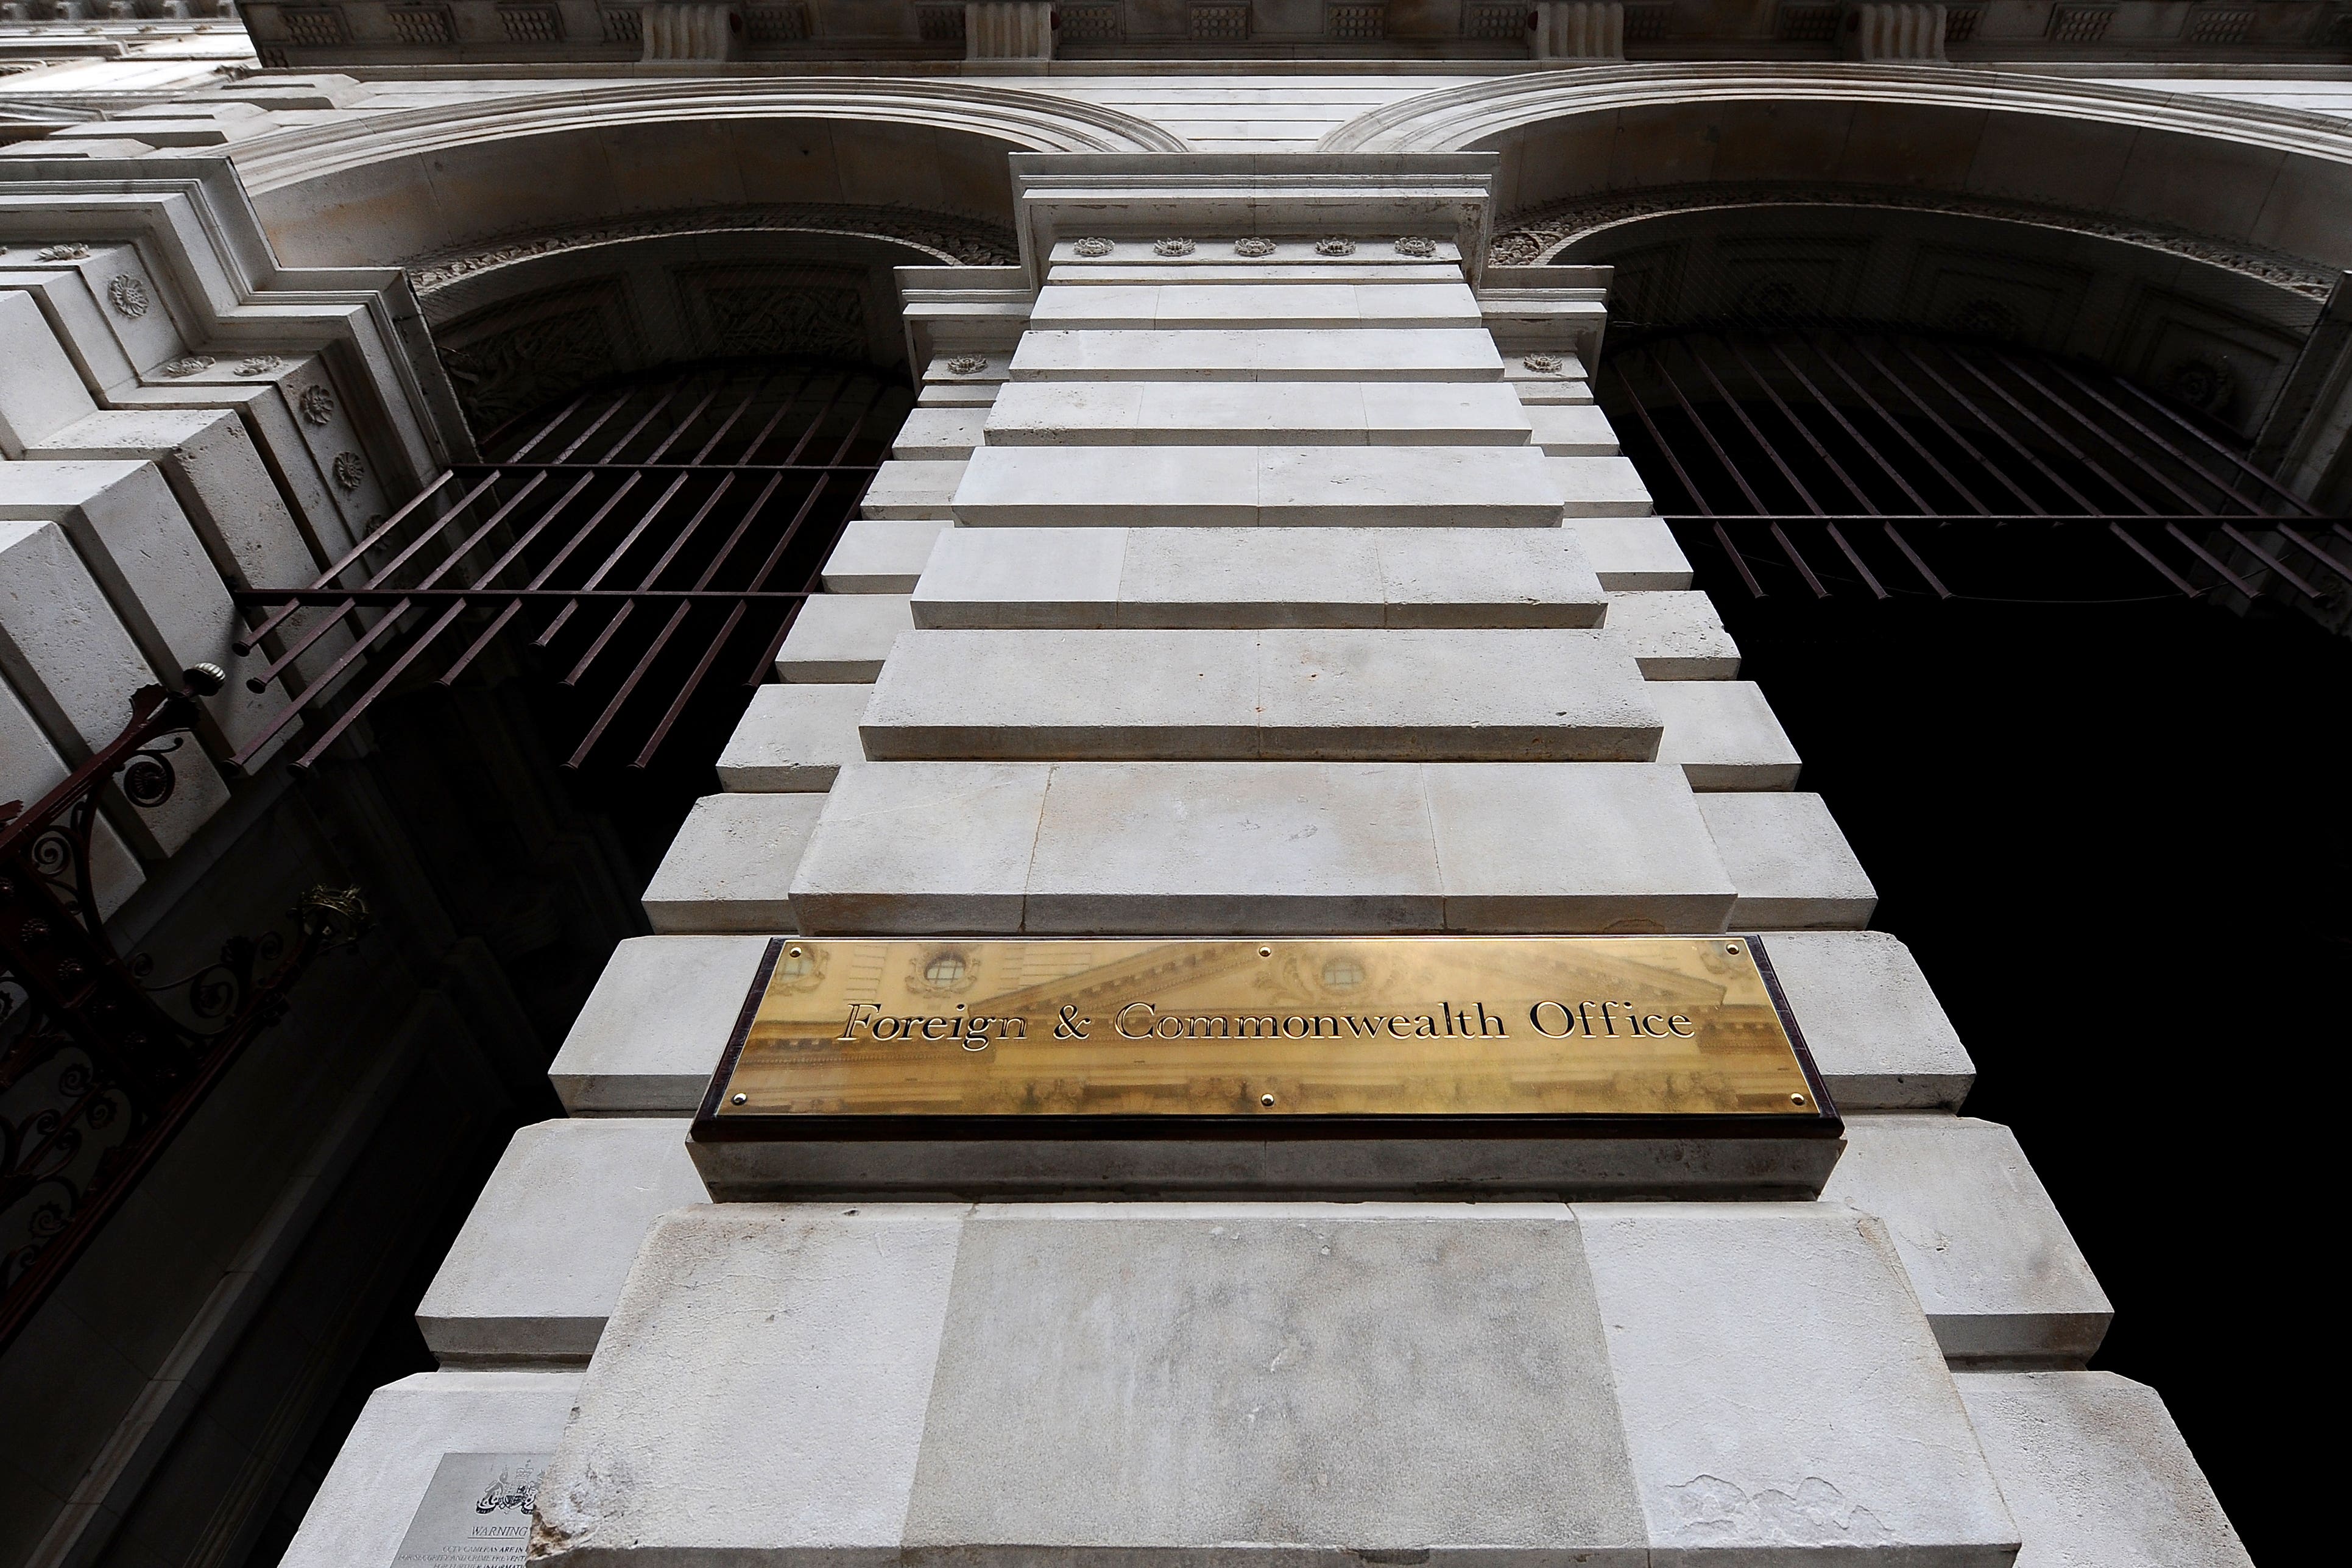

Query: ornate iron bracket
[[1, 667, 369, 1351]]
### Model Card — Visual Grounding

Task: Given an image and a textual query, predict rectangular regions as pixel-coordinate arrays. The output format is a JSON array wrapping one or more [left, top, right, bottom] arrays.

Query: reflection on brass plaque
[[700, 937, 1831, 1131]]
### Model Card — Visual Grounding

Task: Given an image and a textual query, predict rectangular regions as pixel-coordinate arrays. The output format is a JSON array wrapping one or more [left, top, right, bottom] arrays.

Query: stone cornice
[[228, 76, 1187, 196], [1320, 62, 2352, 162]]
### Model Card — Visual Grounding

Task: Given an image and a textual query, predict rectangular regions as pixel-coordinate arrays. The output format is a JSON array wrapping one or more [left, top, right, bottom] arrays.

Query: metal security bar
[[1600, 329, 2352, 606], [234, 358, 913, 771]]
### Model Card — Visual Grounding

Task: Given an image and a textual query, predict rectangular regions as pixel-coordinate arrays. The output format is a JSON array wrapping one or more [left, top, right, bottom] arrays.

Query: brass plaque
[[699, 936, 1831, 1132]]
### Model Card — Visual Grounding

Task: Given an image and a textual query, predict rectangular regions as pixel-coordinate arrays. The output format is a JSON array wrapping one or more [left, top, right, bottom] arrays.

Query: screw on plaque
[[732, 1093, 749, 1105], [1261, 1093, 1276, 1107]]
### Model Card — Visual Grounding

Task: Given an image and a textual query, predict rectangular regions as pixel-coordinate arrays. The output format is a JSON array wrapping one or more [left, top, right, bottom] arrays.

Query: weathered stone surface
[[529, 1203, 2016, 1565], [1525, 401, 1623, 454], [983, 379, 1533, 445], [775, 594, 911, 682], [860, 628, 1660, 761], [788, 761, 1051, 934], [641, 792, 826, 933], [1564, 517, 1693, 588], [1826, 1115, 2111, 1368], [1754, 930, 1975, 1109], [900, 1205, 1647, 1555], [860, 457, 964, 519], [548, 935, 771, 1114], [716, 683, 871, 791], [1954, 1372, 2251, 1568], [1604, 589, 1741, 678], [416, 1118, 707, 1366], [823, 518, 948, 593], [891, 406, 986, 459], [1546, 454, 1655, 517], [531, 1206, 965, 1564], [278, 1370, 579, 1568], [1579, 1202, 2017, 1565], [1010, 327, 1506, 382], [912, 525, 1608, 628], [953, 444, 1570, 526], [1698, 791, 1877, 928], [0, 291, 99, 454], [791, 761, 1734, 935], [1651, 679, 1803, 789]]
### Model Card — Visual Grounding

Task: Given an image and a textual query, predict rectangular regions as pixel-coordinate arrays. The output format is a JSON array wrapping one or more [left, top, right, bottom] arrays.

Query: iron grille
[[233, 358, 913, 772], [1600, 328, 2352, 607]]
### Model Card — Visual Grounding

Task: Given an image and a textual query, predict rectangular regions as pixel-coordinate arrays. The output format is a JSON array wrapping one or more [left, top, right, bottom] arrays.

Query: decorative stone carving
[[234, 354, 285, 376], [106, 274, 150, 318], [1848, 2, 1947, 59], [1233, 237, 1277, 258], [438, 304, 618, 429], [405, 204, 1020, 293], [36, 242, 91, 261], [696, 281, 867, 361], [297, 383, 337, 425], [331, 452, 366, 490], [1153, 238, 1196, 256], [965, 0, 1053, 63], [640, 1, 738, 61], [158, 355, 216, 377], [1522, 353, 1563, 373], [946, 356, 989, 375], [1394, 236, 1436, 257], [1529, 1, 1625, 60], [1488, 180, 2337, 297], [1315, 237, 1357, 256], [1073, 236, 1115, 256]]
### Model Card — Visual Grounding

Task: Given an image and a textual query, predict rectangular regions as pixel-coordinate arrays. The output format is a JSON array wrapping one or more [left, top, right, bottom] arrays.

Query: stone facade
[[2, 11, 2334, 1568]]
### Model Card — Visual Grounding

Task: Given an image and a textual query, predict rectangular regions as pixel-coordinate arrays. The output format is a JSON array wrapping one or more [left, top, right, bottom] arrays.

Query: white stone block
[[775, 594, 912, 682], [1009, 327, 1506, 383], [548, 935, 771, 1115], [983, 379, 1533, 446], [0, 289, 99, 456], [916, 382, 999, 407], [923, 353, 1007, 385], [792, 761, 1733, 936], [1604, 589, 1740, 678], [891, 406, 986, 460], [417, 1118, 707, 1366], [30, 407, 315, 597], [1580, 1202, 2017, 1563], [278, 1370, 580, 1568], [529, 1203, 2018, 1566], [911, 528, 1612, 631], [1513, 376, 1598, 405], [1698, 791, 1877, 929], [953, 445, 1567, 526], [1825, 1116, 2111, 1368], [1954, 1372, 2251, 1568], [1754, 930, 1974, 1109], [1650, 680, 1803, 789], [1546, 454, 1654, 518], [531, 1207, 966, 1566], [1564, 518, 1693, 588], [0, 517, 228, 856], [1047, 263, 1465, 286], [0, 459, 281, 759], [716, 683, 871, 791], [641, 792, 826, 934], [1525, 402, 1622, 455], [860, 628, 1659, 761], [860, 458, 965, 520], [1421, 761, 1736, 933], [823, 519, 948, 593]]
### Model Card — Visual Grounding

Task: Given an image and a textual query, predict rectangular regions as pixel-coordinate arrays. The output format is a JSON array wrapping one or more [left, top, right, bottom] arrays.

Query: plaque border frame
[[691, 936, 1842, 1146]]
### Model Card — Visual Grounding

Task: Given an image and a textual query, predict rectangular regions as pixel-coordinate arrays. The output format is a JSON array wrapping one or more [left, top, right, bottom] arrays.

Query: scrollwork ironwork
[[1, 668, 369, 1351]]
